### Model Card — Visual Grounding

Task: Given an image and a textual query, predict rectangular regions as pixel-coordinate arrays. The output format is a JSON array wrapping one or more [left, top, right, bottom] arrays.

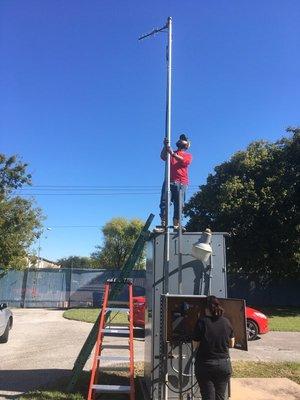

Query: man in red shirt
[[159, 134, 192, 230]]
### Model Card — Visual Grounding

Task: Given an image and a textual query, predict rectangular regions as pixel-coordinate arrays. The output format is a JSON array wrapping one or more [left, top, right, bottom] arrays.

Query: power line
[[16, 184, 200, 189], [12, 184, 199, 197], [47, 225, 102, 228], [13, 192, 161, 196]]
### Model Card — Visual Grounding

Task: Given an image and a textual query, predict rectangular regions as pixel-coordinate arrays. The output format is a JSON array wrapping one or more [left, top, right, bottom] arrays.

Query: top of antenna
[[138, 18, 172, 41]]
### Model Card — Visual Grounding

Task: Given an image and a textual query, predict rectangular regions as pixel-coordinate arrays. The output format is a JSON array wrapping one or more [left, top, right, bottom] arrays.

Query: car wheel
[[0, 321, 10, 343], [247, 319, 259, 341]]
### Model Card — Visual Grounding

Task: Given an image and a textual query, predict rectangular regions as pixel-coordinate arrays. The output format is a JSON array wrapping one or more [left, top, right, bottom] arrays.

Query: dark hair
[[206, 295, 224, 318], [176, 133, 190, 150]]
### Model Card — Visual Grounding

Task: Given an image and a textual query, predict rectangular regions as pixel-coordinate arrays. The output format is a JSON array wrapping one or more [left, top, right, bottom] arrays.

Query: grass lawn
[[63, 308, 128, 325], [232, 361, 300, 384], [258, 306, 300, 332], [18, 365, 144, 400], [18, 391, 84, 400], [17, 361, 300, 399], [64, 306, 300, 332]]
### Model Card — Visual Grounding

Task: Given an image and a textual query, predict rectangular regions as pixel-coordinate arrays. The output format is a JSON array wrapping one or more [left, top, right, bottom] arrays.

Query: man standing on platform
[[158, 133, 192, 231]]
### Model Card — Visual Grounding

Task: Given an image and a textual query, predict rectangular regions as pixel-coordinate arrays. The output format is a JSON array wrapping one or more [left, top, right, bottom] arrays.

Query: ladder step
[[108, 300, 129, 306], [101, 328, 130, 334], [105, 307, 129, 313], [98, 356, 129, 361], [92, 384, 131, 393], [102, 344, 130, 350], [101, 364, 130, 371], [106, 325, 129, 329]]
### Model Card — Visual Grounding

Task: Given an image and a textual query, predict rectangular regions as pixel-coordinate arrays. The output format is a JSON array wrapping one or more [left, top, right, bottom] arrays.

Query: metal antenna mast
[[139, 17, 173, 295], [139, 18, 173, 400]]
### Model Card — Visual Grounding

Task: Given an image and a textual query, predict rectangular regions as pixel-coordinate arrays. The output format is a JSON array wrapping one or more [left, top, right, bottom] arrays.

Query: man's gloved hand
[[163, 138, 173, 155]]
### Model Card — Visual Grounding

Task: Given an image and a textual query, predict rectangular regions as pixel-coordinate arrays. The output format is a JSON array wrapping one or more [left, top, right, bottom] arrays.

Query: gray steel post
[[163, 16, 172, 296], [178, 184, 183, 399], [138, 19, 173, 400], [163, 18, 172, 400], [178, 184, 183, 294]]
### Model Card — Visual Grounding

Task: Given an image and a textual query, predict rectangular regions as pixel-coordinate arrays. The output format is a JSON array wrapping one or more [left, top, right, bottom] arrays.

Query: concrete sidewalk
[[231, 378, 300, 400], [1, 309, 299, 399]]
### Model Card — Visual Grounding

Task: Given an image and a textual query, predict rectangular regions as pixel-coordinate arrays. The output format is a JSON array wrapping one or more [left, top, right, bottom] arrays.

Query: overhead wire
[[12, 184, 199, 196]]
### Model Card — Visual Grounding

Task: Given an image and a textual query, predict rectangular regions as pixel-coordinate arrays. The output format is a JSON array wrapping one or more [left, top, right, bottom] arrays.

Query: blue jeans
[[159, 181, 187, 221]]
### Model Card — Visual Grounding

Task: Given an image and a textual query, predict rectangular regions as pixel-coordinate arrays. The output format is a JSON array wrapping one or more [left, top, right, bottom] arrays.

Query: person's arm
[[228, 320, 235, 348], [170, 151, 184, 161], [160, 138, 170, 161], [176, 153, 192, 166], [160, 146, 167, 161], [192, 318, 204, 353]]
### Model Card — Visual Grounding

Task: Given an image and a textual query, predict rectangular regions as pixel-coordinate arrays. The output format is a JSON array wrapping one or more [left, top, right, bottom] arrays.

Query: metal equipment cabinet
[[144, 232, 228, 399]]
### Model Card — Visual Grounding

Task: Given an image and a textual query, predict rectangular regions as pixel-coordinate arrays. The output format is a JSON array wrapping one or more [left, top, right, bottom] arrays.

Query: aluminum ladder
[[87, 278, 135, 400]]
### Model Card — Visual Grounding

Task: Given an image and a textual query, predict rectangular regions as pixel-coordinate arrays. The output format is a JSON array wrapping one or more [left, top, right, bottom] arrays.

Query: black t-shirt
[[193, 316, 234, 362]]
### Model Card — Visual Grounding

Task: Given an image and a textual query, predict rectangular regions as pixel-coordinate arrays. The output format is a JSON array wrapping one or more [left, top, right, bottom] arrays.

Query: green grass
[[17, 364, 145, 400], [17, 362, 300, 399], [64, 306, 300, 332], [18, 391, 84, 400], [258, 306, 300, 332], [63, 308, 128, 325], [232, 361, 300, 385]]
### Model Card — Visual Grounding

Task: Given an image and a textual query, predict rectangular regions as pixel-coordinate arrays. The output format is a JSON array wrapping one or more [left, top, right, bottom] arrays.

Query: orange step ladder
[[87, 278, 135, 400]]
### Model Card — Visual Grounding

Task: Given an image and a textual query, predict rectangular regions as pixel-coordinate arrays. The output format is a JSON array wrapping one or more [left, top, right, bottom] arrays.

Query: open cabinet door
[[219, 298, 248, 351], [165, 295, 248, 351]]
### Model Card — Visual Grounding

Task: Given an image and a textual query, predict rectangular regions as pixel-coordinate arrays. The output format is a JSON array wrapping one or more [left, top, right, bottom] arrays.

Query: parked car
[[132, 296, 269, 341], [132, 296, 146, 327], [246, 306, 269, 340], [0, 303, 13, 343]]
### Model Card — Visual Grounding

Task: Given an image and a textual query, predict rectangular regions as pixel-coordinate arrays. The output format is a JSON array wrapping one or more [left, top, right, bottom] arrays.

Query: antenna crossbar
[[138, 24, 168, 41]]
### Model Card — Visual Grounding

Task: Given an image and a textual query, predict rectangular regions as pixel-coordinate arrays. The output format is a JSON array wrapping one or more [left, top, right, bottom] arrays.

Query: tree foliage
[[57, 255, 95, 269], [91, 217, 145, 269], [185, 129, 300, 281], [0, 154, 43, 269]]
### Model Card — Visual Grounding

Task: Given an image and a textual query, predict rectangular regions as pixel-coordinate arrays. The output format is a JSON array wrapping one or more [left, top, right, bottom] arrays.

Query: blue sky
[[1, 0, 299, 261]]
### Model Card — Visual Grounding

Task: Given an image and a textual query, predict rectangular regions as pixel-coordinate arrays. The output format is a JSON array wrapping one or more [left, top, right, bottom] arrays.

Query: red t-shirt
[[170, 151, 192, 185]]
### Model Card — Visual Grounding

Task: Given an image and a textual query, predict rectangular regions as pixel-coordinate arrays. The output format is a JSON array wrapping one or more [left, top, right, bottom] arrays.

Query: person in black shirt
[[192, 296, 235, 400]]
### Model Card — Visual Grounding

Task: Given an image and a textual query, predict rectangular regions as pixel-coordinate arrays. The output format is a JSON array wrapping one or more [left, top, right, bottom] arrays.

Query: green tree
[[91, 217, 145, 269], [57, 255, 94, 269], [184, 129, 300, 281], [0, 154, 43, 269]]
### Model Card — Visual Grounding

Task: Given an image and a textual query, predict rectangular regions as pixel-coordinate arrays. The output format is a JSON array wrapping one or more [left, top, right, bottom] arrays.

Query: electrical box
[[144, 232, 233, 399], [164, 295, 247, 350]]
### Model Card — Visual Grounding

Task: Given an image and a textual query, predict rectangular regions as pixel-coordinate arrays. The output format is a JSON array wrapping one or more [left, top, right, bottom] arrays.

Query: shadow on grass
[[0, 365, 144, 400]]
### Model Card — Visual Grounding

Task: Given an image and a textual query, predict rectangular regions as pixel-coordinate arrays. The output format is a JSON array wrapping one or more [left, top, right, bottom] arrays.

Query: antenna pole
[[139, 18, 173, 400], [163, 17, 172, 296]]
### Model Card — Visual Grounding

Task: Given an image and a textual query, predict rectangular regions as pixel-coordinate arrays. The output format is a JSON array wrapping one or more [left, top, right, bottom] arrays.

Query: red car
[[246, 306, 269, 340], [133, 297, 269, 341]]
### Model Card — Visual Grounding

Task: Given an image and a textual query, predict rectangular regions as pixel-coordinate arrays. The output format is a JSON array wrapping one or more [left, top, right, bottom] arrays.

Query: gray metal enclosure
[[144, 232, 228, 399]]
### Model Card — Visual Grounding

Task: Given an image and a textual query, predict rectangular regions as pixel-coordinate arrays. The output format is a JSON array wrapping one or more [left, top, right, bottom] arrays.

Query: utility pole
[[139, 17, 173, 400], [139, 17, 173, 296]]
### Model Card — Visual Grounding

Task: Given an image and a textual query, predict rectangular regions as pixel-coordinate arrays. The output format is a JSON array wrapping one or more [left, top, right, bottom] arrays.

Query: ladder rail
[[87, 283, 110, 400], [87, 279, 136, 400], [66, 213, 154, 393]]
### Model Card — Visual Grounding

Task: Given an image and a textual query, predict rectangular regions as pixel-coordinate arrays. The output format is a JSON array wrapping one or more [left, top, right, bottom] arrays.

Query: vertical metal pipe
[[208, 253, 214, 295], [178, 184, 183, 294], [163, 17, 172, 400], [178, 186, 183, 400], [178, 184, 183, 399], [163, 16, 172, 296]]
